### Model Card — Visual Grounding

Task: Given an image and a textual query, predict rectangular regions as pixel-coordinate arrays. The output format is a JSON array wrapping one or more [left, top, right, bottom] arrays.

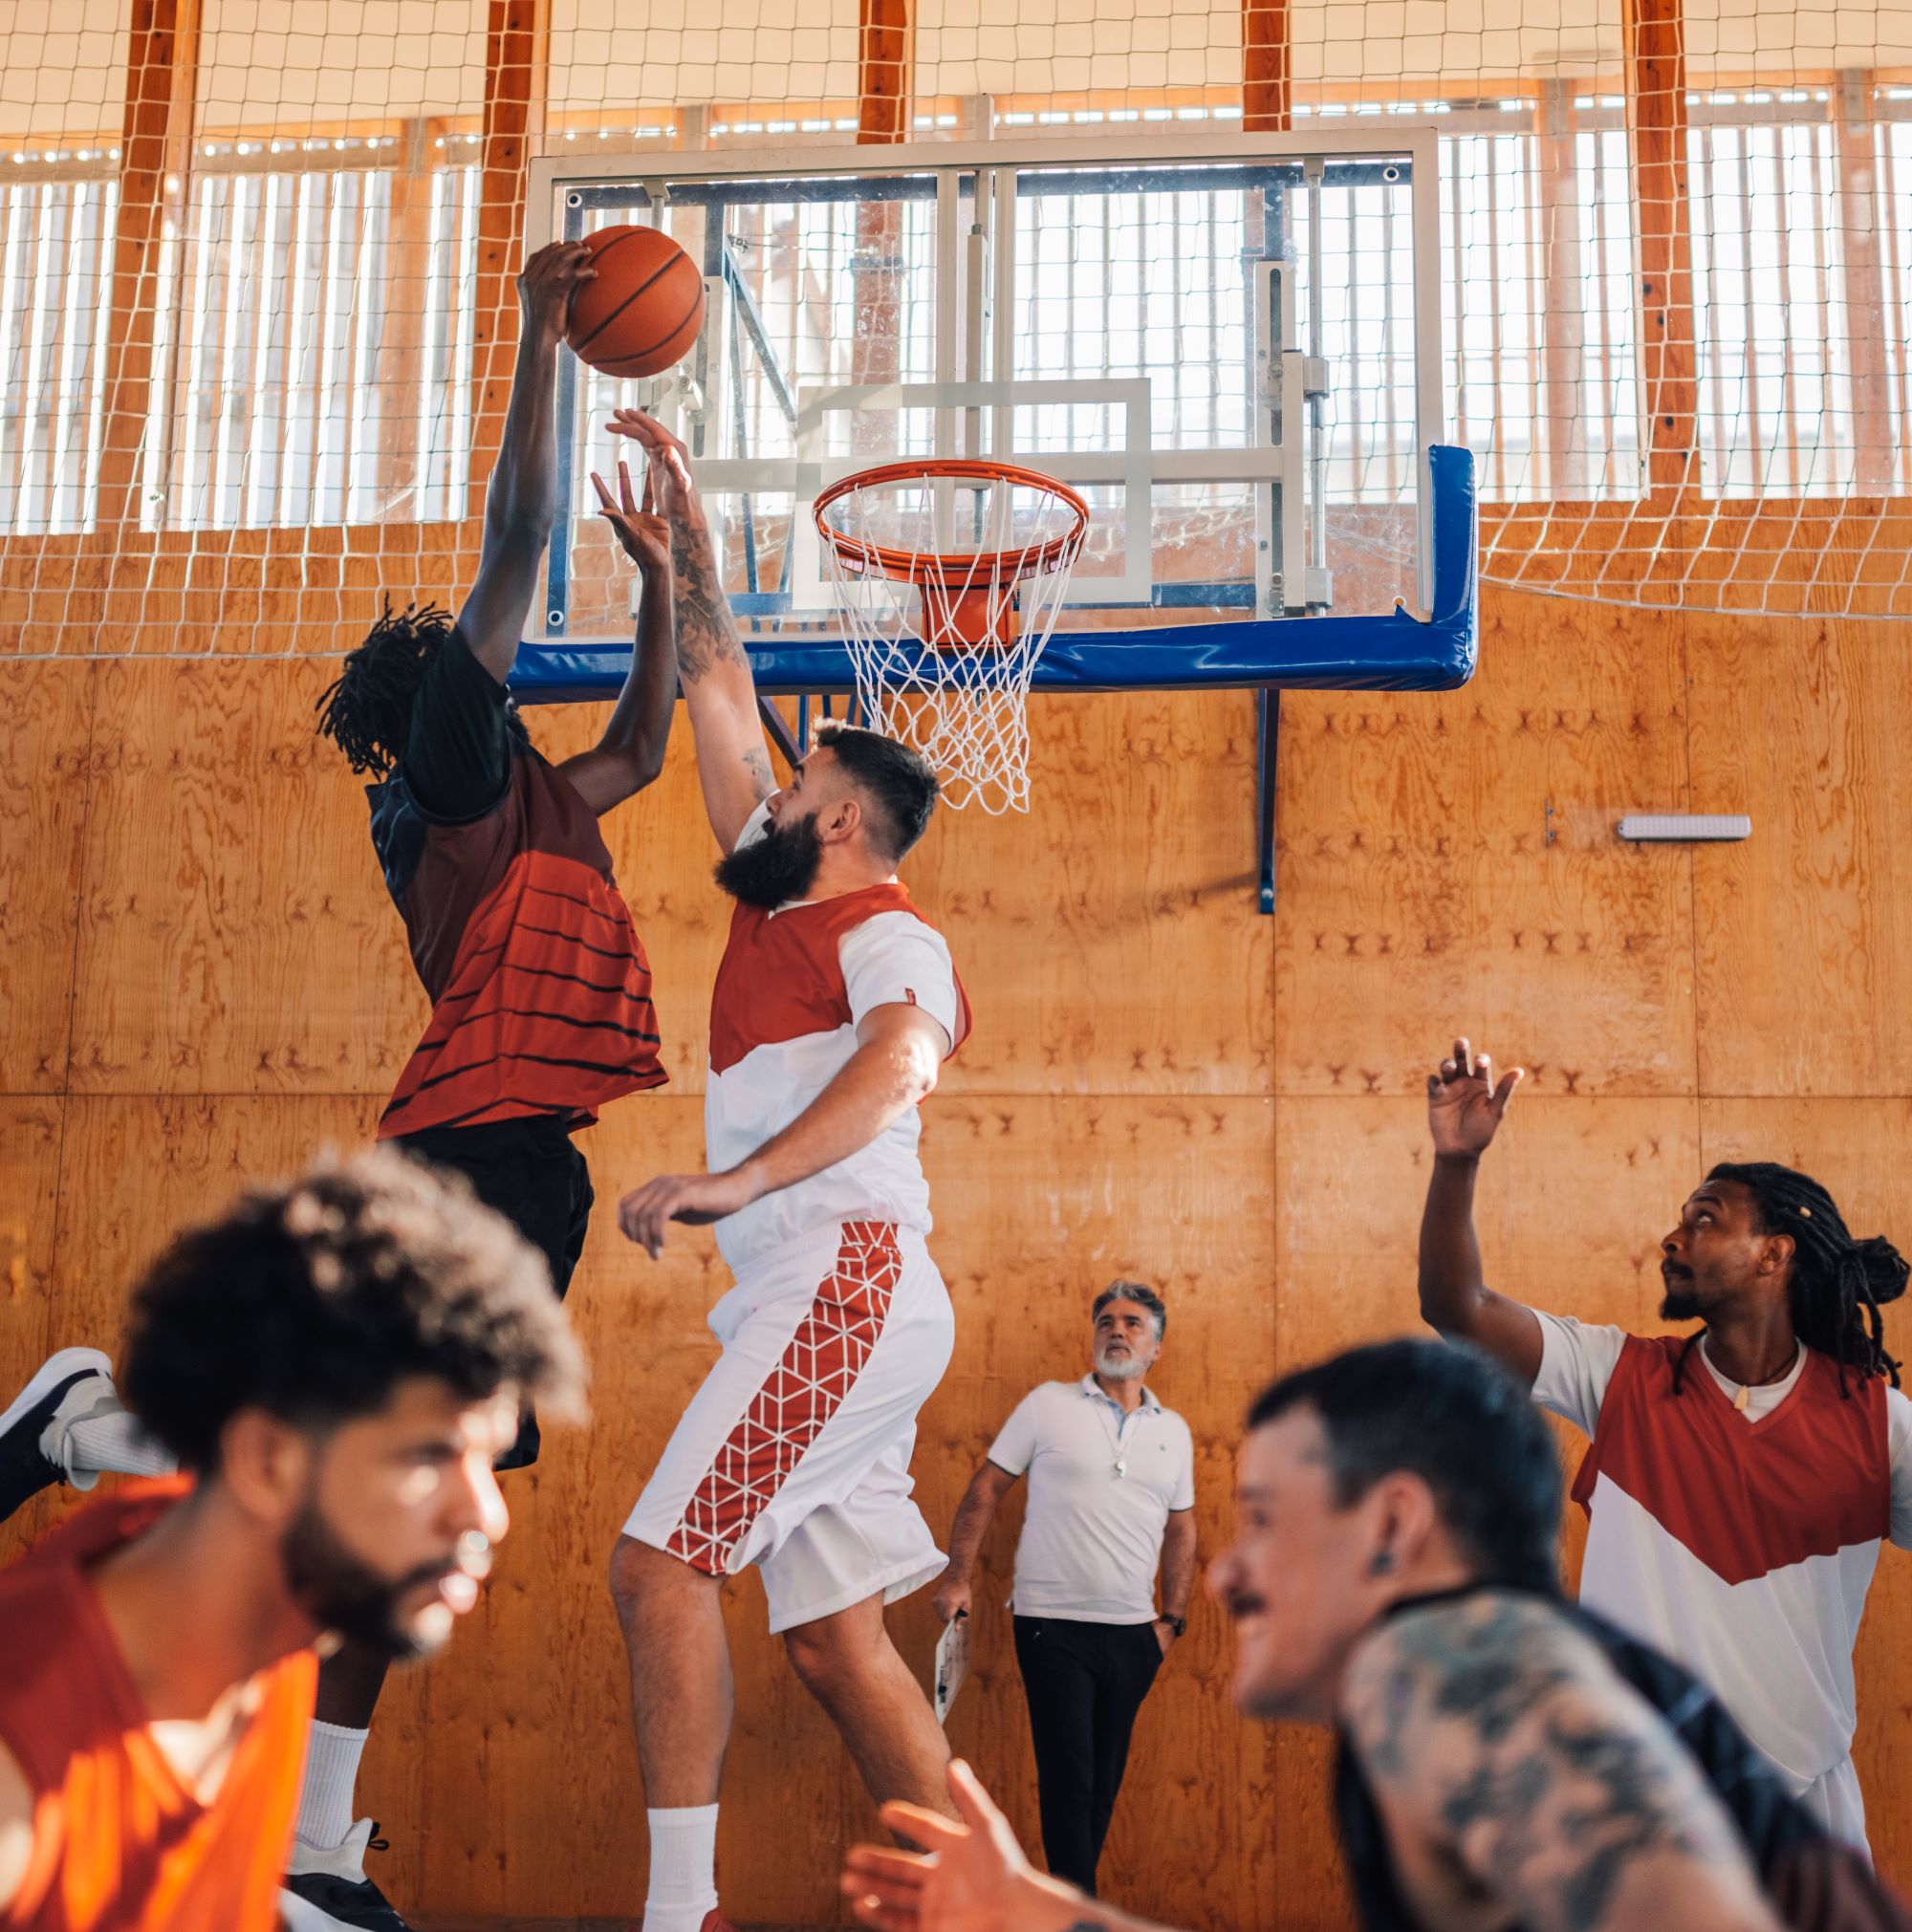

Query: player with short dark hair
[[841, 1338, 1912, 1932], [0, 1151, 582, 1932], [591, 408, 971, 1932], [1418, 1037, 1912, 1850]]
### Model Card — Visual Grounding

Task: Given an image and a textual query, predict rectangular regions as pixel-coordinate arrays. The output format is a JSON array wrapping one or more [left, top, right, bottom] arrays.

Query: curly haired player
[[0, 1152, 582, 1932]]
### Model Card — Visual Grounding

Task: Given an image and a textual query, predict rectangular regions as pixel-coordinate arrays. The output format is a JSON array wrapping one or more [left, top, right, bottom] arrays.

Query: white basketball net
[[815, 467, 1088, 814]]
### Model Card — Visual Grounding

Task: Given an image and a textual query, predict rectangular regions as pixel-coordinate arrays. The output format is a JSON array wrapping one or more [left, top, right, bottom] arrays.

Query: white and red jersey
[[1536, 1314, 1912, 1837], [706, 807, 970, 1273]]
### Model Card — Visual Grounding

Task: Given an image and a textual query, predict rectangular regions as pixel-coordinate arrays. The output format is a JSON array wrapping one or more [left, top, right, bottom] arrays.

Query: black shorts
[[393, 1112, 594, 1470]]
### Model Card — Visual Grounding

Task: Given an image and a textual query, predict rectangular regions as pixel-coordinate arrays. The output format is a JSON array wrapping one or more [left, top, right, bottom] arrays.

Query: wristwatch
[[1158, 1614, 1186, 1639]]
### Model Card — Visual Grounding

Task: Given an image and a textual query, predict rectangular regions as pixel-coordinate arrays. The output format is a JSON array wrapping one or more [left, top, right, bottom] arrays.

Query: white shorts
[[623, 1220, 954, 1634]]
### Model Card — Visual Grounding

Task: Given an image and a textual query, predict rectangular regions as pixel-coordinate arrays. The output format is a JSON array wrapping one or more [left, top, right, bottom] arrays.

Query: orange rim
[[813, 458, 1090, 590]]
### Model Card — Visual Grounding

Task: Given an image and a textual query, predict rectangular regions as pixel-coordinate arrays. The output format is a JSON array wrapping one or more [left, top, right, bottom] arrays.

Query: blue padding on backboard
[[512, 445, 1477, 705]]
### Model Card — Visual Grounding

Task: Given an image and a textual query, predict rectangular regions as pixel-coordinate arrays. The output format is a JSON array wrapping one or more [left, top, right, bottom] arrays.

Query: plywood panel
[[0, 1100, 67, 1569], [1689, 613, 1912, 1097], [71, 659, 423, 1095], [1698, 1098, 1912, 1899], [1272, 1093, 1704, 1930], [0, 661, 93, 1090], [1276, 590, 1695, 1098], [907, 690, 1275, 1096]]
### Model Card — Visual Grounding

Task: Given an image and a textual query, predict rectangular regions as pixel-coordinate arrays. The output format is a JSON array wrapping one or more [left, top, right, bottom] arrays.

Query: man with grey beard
[[933, 1282, 1196, 1896]]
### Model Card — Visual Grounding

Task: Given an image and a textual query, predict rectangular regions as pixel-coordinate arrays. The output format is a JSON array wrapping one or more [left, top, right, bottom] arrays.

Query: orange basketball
[[565, 226, 706, 380]]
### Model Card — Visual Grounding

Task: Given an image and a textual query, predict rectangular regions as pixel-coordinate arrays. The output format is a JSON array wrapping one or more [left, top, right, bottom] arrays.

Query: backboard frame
[[526, 126, 1447, 649]]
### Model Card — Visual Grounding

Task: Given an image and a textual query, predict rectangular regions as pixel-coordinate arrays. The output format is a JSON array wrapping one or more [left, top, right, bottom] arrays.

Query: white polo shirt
[[987, 1376, 1196, 1624]]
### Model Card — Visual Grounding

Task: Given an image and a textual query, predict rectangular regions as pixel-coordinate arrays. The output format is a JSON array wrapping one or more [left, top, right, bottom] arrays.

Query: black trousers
[[1012, 1615, 1162, 1895], [394, 1113, 594, 1469]]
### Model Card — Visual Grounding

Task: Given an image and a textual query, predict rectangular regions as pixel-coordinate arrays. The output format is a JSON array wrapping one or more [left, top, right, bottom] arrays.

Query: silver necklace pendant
[[1115, 1458, 1127, 1479]]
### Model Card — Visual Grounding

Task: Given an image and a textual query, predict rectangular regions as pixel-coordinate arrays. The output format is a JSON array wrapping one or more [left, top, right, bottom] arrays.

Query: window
[[0, 167, 120, 533], [153, 151, 480, 529]]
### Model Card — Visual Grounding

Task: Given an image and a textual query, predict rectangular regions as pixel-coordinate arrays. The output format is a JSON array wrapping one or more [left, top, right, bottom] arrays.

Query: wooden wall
[[3, 584, 1911, 1926]]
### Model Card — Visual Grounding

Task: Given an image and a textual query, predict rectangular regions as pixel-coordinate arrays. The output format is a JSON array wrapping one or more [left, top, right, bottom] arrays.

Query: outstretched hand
[[841, 1761, 1075, 1932], [1426, 1035, 1523, 1160], [617, 1168, 763, 1257], [590, 458, 671, 576], [604, 409, 704, 529]]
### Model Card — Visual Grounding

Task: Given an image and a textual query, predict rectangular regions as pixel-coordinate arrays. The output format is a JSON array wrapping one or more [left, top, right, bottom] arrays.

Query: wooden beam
[[1536, 81, 1588, 496], [1835, 74, 1892, 492], [1623, 0, 1698, 498], [853, 0, 911, 445], [858, 0, 913, 143], [1243, 0, 1292, 133], [467, 0, 549, 519], [95, 0, 202, 542]]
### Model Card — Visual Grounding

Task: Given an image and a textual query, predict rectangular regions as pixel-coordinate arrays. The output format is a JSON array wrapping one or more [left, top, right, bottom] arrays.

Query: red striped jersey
[[369, 732, 666, 1138]]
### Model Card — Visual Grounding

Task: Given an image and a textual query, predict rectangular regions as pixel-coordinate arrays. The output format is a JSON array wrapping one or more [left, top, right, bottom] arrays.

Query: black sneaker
[[280, 1822, 410, 1932], [0, 1348, 115, 1521]]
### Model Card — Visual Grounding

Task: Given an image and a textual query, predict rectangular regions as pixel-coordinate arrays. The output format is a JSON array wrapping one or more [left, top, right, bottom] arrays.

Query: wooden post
[[1537, 79, 1588, 496], [852, 0, 911, 446], [1623, 0, 1698, 499], [1834, 73, 1890, 492], [1243, 0, 1292, 132], [95, 0, 202, 543], [467, 0, 549, 518]]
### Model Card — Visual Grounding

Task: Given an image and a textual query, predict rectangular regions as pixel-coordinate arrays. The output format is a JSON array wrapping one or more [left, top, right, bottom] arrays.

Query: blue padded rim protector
[[512, 444, 1477, 704]]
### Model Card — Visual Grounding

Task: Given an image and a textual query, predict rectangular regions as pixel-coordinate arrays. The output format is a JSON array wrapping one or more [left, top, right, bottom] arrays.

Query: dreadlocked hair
[[315, 600, 455, 775], [1676, 1161, 1908, 1398]]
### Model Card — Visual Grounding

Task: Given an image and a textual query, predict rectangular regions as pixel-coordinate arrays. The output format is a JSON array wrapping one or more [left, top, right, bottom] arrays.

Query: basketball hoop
[[813, 459, 1090, 814]]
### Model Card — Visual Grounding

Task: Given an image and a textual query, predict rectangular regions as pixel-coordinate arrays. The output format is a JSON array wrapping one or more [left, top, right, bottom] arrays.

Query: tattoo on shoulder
[[1345, 1595, 1740, 1932]]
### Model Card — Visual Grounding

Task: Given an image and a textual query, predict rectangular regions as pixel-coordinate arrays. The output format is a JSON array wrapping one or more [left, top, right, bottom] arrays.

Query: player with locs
[[1418, 1037, 1912, 1851], [298, 238, 677, 1928], [593, 407, 971, 1932]]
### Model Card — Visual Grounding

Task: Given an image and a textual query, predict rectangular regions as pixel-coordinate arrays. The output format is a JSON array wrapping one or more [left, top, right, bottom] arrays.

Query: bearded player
[[594, 409, 969, 1932]]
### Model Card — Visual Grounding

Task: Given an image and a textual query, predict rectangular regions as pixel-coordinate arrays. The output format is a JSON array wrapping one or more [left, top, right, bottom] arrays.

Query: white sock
[[643, 1804, 719, 1932], [295, 1721, 369, 1854], [58, 1409, 178, 1488]]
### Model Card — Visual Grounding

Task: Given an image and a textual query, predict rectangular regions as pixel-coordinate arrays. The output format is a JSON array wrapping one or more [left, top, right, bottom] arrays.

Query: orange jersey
[[0, 1480, 316, 1932]]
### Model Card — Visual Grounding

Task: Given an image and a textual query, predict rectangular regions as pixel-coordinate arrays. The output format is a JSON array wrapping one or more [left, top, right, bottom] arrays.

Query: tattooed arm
[[605, 409, 775, 852], [1340, 1594, 1783, 1932]]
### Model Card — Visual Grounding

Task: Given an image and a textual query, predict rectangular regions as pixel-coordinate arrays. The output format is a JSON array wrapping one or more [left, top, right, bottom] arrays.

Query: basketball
[[565, 225, 706, 379]]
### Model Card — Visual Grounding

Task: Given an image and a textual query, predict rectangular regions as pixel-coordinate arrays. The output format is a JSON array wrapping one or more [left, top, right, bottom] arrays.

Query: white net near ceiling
[[2, 0, 1909, 661]]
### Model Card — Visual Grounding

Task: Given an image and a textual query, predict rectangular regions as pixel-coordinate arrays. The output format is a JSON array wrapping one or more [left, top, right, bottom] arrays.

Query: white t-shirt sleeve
[[839, 910, 963, 1052], [1529, 1313, 1629, 1435], [1885, 1388, 1912, 1550], [987, 1390, 1043, 1477], [1168, 1416, 1196, 1511], [734, 798, 772, 849]]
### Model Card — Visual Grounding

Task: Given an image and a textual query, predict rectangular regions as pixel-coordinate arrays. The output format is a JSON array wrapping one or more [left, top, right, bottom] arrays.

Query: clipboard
[[933, 1614, 969, 1724]]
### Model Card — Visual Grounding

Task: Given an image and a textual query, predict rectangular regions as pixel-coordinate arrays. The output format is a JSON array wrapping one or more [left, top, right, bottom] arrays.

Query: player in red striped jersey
[[297, 238, 677, 1931]]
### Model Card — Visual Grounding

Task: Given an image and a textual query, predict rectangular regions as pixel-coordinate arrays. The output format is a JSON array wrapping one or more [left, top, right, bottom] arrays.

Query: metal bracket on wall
[[1258, 689, 1280, 916]]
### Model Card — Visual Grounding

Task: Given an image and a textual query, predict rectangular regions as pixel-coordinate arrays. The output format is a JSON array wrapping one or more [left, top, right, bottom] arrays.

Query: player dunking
[[297, 242, 675, 1929], [594, 409, 969, 1932]]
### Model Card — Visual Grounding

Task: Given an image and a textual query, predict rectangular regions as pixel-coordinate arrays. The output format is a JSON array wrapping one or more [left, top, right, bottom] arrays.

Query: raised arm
[[1341, 1595, 1783, 1932], [933, 1461, 1020, 1625], [556, 459, 677, 815], [605, 409, 775, 851], [455, 241, 596, 684], [619, 1002, 947, 1257], [1419, 1035, 1544, 1384]]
